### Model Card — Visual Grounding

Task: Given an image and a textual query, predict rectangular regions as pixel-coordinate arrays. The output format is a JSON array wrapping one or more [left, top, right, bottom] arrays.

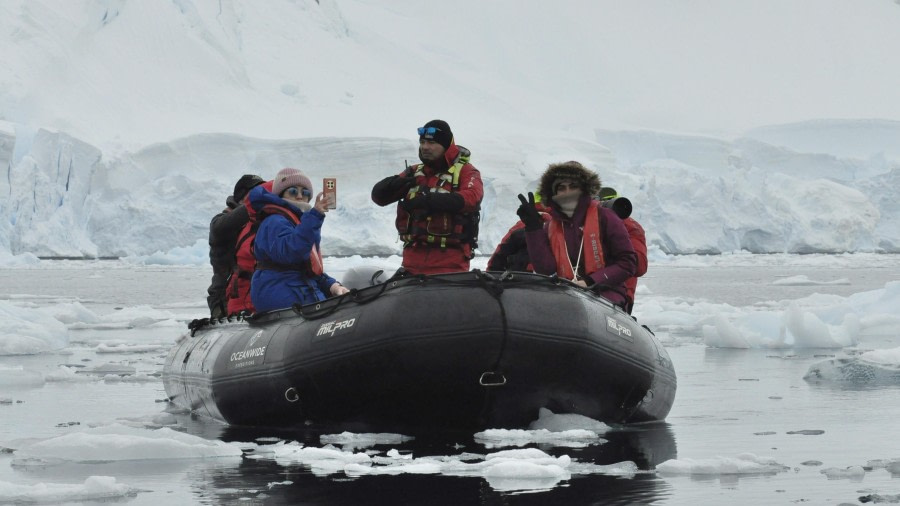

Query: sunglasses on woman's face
[[284, 186, 312, 200]]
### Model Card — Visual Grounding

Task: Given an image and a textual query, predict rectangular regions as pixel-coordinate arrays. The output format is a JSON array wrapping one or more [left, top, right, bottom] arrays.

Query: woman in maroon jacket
[[516, 161, 637, 309]]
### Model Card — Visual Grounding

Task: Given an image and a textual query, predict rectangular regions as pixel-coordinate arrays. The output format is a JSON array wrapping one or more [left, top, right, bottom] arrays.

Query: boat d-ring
[[284, 387, 300, 403], [479, 371, 507, 387]]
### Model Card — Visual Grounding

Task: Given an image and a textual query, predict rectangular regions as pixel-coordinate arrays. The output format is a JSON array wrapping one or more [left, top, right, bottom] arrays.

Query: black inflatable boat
[[163, 270, 676, 431]]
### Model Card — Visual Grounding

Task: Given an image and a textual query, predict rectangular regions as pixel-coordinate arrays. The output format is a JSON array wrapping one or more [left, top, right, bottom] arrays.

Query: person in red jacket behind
[[226, 179, 274, 316], [599, 187, 648, 314], [371, 120, 483, 274]]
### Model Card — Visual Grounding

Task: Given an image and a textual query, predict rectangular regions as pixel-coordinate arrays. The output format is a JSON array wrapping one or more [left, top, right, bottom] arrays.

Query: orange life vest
[[547, 200, 605, 280]]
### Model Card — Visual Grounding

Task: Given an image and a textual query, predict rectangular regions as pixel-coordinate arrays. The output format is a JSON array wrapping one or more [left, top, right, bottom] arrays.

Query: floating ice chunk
[[261, 441, 373, 475], [820, 465, 866, 479], [96, 343, 166, 353], [0, 476, 137, 503], [860, 347, 900, 365], [484, 459, 568, 478], [472, 408, 608, 448], [527, 407, 611, 433], [570, 460, 640, 477], [250, 437, 633, 492], [784, 303, 859, 348], [772, 275, 850, 286], [11, 423, 245, 463], [68, 305, 177, 330], [866, 458, 900, 475], [346, 459, 443, 476], [474, 428, 603, 449], [693, 281, 899, 349], [101, 373, 158, 384], [48, 301, 99, 325], [703, 315, 751, 348], [803, 349, 900, 385], [656, 453, 790, 476], [858, 314, 900, 337], [480, 449, 571, 492], [703, 312, 788, 348], [482, 461, 569, 492], [44, 366, 96, 383], [0, 301, 69, 355], [485, 448, 571, 466], [319, 431, 414, 450]]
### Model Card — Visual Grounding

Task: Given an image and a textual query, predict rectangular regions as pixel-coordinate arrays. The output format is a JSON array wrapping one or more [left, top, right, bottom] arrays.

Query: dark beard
[[419, 149, 448, 170]]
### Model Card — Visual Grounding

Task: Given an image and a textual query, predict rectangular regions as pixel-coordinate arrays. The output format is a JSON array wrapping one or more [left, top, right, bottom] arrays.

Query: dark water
[[1, 257, 899, 505]]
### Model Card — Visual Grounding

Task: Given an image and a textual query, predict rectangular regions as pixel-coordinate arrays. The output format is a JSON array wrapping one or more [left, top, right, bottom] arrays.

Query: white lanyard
[[565, 233, 585, 281]]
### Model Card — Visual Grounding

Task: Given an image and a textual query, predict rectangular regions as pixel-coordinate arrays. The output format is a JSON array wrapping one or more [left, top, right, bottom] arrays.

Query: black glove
[[517, 192, 543, 231], [388, 175, 417, 193], [427, 192, 464, 213], [401, 191, 429, 212]]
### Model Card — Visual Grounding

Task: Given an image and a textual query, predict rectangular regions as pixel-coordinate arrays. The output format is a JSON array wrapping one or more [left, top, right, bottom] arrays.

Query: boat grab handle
[[479, 371, 507, 387]]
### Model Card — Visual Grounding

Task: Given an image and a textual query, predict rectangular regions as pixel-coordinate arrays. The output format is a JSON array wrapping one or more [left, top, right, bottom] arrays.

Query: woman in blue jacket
[[248, 168, 349, 313]]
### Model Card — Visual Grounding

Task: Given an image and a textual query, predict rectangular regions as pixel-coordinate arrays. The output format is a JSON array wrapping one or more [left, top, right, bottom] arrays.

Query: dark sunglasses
[[555, 182, 581, 192], [284, 186, 312, 200], [417, 126, 441, 136]]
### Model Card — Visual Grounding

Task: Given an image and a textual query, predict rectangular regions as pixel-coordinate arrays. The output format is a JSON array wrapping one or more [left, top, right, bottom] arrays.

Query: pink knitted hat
[[272, 168, 313, 197]]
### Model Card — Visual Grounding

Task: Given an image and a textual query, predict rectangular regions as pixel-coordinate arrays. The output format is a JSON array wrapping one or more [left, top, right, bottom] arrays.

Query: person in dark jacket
[[226, 179, 274, 316], [371, 120, 483, 274], [206, 174, 264, 318], [516, 161, 637, 309], [249, 168, 349, 313]]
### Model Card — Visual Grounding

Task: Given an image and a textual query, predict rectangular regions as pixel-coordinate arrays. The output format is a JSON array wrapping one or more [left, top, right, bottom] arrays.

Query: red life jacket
[[623, 217, 647, 309], [547, 200, 605, 280], [226, 206, 263, 315], [394, 150, 479, 253]]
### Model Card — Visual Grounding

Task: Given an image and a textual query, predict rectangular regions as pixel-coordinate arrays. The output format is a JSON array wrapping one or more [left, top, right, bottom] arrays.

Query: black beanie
[[419, 119, 454, 150], [233, 174, 265, 201]]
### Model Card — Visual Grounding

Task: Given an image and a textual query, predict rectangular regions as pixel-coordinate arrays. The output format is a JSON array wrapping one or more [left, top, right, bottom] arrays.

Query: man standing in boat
[[371, 120, 483, 274], [516, 161, 637, 310]]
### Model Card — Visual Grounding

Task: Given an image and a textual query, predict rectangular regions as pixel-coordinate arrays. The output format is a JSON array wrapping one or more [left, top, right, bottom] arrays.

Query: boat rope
[[187, 311, 251, 336], [295, 268, 405, 320], [189, 270, 596, 332]]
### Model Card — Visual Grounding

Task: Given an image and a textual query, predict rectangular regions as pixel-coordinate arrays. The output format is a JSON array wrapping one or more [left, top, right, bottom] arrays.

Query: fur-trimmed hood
[[537, 161, 602, 199]]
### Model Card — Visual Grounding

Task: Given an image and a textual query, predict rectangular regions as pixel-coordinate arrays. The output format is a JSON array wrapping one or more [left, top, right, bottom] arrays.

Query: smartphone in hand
[[323, 177, 337, 209]]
